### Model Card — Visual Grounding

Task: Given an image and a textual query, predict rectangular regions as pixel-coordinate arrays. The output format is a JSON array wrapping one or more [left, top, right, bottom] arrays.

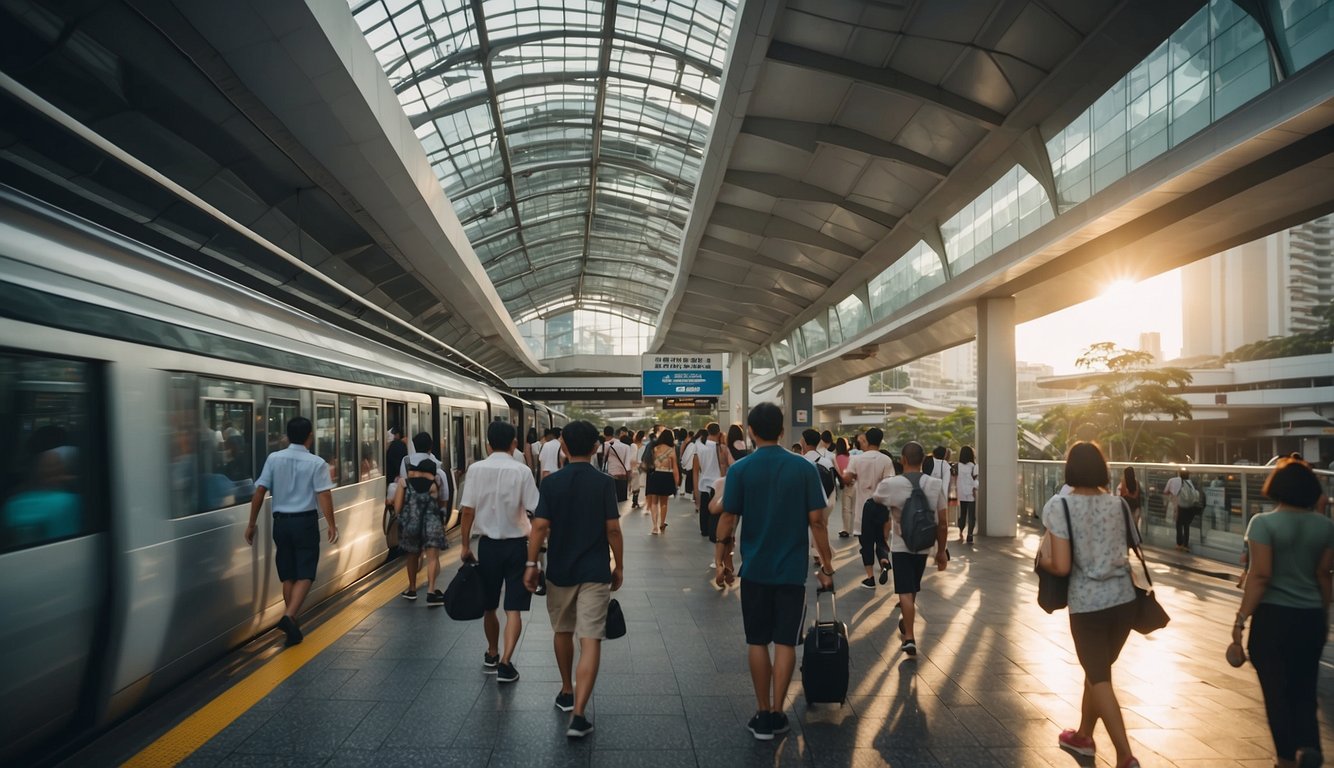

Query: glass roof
[[351, 0, 737, 326]]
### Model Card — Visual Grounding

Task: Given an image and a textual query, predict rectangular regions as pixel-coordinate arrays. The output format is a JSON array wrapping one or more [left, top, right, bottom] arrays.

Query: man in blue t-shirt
[[525, 420, 624, 740], [718, 403, 834, 742]]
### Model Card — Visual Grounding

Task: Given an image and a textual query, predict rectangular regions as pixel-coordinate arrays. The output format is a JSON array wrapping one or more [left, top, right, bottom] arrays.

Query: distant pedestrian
[[1231, 456, 1332, 768], [834, 437, 854, 538], [539, 427, 564, 483], [1164, 469, 1202, 551], [1038, 442, 1140, 768], [458, 421, 540, 683], [955, 446, 979, 544], [525, 421, 625, 739], [646, 430, 679, 535], [629, 430, 646, 510], [844, 427, 896, 589], [393, 458, 449, 604], [1116, 466, 1141, 528], [716, 403, 834, 742], [244, 417, 338, 647], [600, 426, 632, 504], [872, 441, 947, 656]]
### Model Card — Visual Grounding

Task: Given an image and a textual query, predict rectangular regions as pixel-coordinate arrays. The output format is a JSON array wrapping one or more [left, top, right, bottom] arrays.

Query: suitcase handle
[[814, 586, 837, 624]]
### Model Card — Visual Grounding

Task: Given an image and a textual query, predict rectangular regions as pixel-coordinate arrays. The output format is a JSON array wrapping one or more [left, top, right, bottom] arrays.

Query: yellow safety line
[[123, 564, 407, 767]]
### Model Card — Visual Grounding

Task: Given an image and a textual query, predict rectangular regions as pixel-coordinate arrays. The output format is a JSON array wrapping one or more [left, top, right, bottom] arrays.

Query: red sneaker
[[1059, 729, 1096, 757]]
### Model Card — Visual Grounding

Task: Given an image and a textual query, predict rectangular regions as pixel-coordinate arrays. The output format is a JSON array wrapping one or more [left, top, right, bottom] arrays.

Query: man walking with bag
[[716, 403, 834, 741], [524, 421, 624, 738]]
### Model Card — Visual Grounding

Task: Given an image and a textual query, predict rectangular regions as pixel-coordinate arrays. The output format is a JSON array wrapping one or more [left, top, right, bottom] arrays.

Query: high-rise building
[[1288, 214, 1334, 334]]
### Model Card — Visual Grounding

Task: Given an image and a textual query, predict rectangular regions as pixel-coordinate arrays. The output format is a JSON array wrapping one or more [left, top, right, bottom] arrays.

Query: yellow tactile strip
[[123, 564, 408, 767]]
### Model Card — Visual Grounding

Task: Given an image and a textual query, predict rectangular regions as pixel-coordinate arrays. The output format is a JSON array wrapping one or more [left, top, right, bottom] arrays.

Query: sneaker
[[1295, 748, 1324, 768], [496, 662, 519, 683], [566, 714, 594, 738], [879, 564, 890, 585], [482, 652, 500, 672], [838, 531, 850, 538], [747, 711, 773, 741], [425, 590, 444, 606], [966, 537, 974, 545], [860, 577, 875, 590], [534, 572, 547, 597], [554, 691, 575, 712], [1058, 729, 1096, 757], [769, 711, 790, 734], [277, 615, 303, 647], [400, 589, 418, 600], [902, 640, 917, 657]]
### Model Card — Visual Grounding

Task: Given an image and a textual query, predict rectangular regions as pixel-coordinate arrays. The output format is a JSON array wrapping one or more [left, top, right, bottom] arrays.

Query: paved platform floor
[[173, 495, 1330, 767]]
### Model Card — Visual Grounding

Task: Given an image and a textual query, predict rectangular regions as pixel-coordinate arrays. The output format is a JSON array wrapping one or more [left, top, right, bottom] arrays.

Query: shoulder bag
[[1123, 500, 1170, 634], [1035, 498, 1072, 613]]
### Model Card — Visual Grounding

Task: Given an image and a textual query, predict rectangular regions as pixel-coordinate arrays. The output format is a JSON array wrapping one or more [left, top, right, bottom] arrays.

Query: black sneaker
[[747, 711, 773, 741], [966, 537, 974, 545], [770, 711, 790, 734], [838, 531, 850, 538], [554, 691, 575, 712], [400, 589, 418, 600], [860, 577, 875, 590], [482, 652, 500, 672], [496, 662, 519, 683], [426, 590, 444, 606], [902, 639, 917, 657], [879, 564, 890, 585], [277, 615, 302, 647], [566, 714, 594, 738], [534, 571, 547, 597]]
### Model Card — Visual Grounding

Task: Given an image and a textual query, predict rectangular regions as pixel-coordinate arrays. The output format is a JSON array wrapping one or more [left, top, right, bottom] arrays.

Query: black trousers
[[1248, 603, 1326, 761], [1175, 505, 1199, 546], [859, 502, 889, 567], [698, 487, 713, 537]]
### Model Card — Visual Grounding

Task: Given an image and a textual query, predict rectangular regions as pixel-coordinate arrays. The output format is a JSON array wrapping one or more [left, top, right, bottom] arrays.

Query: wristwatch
[[820, 566, 834, 577], [525, 561, 540, 568]]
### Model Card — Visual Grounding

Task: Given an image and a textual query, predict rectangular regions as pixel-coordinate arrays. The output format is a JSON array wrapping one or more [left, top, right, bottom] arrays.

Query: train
[[0, 186, 564, 763]]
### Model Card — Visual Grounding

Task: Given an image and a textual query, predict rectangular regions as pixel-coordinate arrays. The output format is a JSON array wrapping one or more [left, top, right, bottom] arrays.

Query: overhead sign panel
[[641, 353, 723, 397], [662, 397, 717, 410]]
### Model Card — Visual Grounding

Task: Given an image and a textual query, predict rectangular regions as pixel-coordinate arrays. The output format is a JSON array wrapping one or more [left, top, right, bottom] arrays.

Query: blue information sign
[[642, 369, 723, 397]]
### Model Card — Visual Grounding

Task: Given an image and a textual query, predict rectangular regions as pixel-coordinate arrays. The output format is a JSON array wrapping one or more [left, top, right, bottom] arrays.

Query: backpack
[[1176, 479, 1201, 509], [900, 472, 938, 552], [813, 452, 836, 496]]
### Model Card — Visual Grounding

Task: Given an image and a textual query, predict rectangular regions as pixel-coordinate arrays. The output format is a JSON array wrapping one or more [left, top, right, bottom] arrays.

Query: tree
[[881, 406, 975, 454], [1066, 342, 1193, 461], [1223, 298, 1334, 362]]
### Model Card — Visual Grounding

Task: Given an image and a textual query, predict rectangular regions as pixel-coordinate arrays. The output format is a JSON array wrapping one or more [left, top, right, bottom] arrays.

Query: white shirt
[[257, 444, 335, 513], [956, 461, 978, 502], [509, 448, 525, 464], [873, 471, 947, 553], [848, 450, 896, 515], [694, 438, 725, 494], [458, 452, 540, 539], [603, 438, 632, 477], [397, 451, 450, 503], [539, 439, 562, 475], [680, 440, 699, 473], [1163, 476, 1183, 497]]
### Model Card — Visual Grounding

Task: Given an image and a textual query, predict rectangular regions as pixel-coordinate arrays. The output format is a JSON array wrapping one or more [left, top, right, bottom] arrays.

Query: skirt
[[646, 470, 677, 496]]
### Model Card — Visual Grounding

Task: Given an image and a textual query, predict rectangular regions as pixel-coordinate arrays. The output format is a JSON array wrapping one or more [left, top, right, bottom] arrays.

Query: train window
[[266, 398, 299, 460], [197, 379, 258, 512], [358, 400, 382, 479], [338, 395, 356, 485], [0, 353, 103, 551], [314, 399, 338, 484]]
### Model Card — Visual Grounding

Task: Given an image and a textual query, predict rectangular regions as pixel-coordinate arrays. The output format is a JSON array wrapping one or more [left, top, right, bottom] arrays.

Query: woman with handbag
[[1037, 442, 1140, 768], [1230, 457, 1333, 768]]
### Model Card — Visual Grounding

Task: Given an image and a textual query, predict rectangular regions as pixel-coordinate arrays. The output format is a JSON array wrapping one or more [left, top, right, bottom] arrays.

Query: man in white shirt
[[539, 426, 564, 483], [1163, 468, 1200, 551], [843, 427, 897, 588], [872, 441, 948, 657], [601, 425, 632, 503], [459, 421, 541, 684], [801, 429, 835, 566], [693, 422, 729, 569]]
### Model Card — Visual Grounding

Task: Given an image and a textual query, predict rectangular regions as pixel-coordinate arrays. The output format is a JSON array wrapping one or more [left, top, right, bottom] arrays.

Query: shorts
[[1070, 599, 1135, 684], [546, 582, 611, 639], [612, 476, 628, 502], [477, 537, 532, 612], [646, 470, 676, 496], [740, 579, 804, 647], [399, 504, 447, 553], [273, 512, 319, 582], [891, 551, 929, 595], [700, 488, 723, 542]]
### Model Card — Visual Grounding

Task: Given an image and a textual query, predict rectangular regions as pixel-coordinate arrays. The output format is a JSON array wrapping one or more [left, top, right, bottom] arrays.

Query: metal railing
[[1018, 459, 1334, 566]]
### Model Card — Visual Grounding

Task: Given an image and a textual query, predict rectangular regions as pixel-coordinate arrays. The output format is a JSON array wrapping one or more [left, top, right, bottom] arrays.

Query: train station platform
[[79, 497, 1330, 768]]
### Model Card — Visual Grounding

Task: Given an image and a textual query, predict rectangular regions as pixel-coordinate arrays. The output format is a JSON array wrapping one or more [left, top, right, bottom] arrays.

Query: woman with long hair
[[834, 437, 855, 538], [1038, 442, 1141, 768], [1116, 466, 1141, 528], [645, 430, 679, 535], [629, 429, 646, 511], [726, 424, 748, 461], [956, 446, 978, 543], [1231, 457, 1332, 768]]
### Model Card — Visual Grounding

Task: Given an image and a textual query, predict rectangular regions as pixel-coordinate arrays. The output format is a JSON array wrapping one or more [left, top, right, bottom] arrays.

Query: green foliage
[[868, 369, 911, 393], [1035, 342, 1193, 462], [881, 406, 975, 453], [1222, 300, 1334, 362]]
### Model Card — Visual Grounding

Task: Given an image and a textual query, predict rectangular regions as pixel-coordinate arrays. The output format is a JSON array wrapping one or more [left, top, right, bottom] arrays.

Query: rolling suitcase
[[800, 587, 849, 705]]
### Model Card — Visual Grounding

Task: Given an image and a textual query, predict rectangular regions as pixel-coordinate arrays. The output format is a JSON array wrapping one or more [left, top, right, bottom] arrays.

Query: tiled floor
[[178, 496, 1332, 767]]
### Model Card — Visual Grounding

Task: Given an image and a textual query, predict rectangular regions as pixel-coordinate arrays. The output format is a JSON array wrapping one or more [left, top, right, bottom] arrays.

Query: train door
[[386, 401, 406, 439]]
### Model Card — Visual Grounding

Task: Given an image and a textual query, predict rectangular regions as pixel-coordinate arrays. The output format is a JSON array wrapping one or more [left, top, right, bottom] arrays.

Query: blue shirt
[[256, 444, 335, 513], [723, 445, 827, 585]]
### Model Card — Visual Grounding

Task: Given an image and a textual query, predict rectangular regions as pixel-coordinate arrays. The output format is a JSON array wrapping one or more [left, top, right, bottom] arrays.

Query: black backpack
[[900, 472, 938, 552], [813, 453, 836, 496]]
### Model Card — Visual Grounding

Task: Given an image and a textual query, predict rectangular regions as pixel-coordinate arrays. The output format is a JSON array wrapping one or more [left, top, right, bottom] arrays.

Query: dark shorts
[[740, 579, 804, 647], [645, 470, 675, 496], [478, 537, 532, 613], [1070, 599, 1135, 684], [891, 551, 929, 595], [700, 488, 723, 542], [612, 476, 628, 502], [273, 512, 319, 582]]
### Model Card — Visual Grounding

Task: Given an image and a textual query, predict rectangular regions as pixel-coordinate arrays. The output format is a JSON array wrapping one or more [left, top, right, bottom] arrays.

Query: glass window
[[0, 353, 102, 550], [801, 318, 827, 356], [200, 395, 255, 510], [837, 294, 870, 338], [338, 395, 356, 486], [314, 399, 338, 485], [1267, 0, 1334, 71], [266, 397, 298, 461], [359, 401, 383, 480]]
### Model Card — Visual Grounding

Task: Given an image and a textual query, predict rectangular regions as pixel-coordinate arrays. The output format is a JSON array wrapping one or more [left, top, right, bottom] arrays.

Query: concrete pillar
[[782, 375, 814, 438], [725, 352, 749, 427], [978, 298, 1018, 538]]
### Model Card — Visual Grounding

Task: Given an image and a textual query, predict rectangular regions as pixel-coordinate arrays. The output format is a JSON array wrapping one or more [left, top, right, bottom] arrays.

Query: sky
[[1015, 269, 1183, 374]]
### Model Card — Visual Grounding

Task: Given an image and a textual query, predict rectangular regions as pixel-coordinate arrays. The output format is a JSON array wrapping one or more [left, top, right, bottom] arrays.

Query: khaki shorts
[[545, 582, 611, 639]]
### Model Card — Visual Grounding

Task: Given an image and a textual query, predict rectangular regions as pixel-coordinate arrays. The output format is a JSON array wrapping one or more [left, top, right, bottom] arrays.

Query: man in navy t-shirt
[[717, 403, 834, 742], [525, 420, 624, 739]]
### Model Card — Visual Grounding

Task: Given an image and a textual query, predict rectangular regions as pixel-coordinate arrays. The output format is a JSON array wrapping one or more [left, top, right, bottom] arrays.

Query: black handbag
[[1123, 502, 1170, 634], [1035, 498, 1072, 613], [605, 598, 626, 640], [443, 562, 486, 621]]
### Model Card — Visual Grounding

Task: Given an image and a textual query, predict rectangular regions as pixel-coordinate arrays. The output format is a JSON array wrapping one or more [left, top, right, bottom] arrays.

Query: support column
[[978, 298, 1018, 538], [725, 352, 749, 427], [782, 375, 814, 439]]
